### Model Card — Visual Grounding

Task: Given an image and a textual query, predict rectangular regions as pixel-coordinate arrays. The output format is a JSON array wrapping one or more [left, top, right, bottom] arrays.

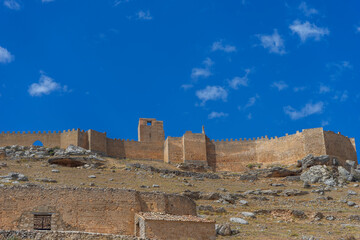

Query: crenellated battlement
[[0, 119, 357, 172]]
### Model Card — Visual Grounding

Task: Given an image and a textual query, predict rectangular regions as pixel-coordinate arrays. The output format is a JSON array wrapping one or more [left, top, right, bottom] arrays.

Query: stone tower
[[138, 118, 165, 143]]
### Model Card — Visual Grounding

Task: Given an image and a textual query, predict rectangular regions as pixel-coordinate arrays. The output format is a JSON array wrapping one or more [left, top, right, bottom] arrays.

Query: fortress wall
[[211, 140, 257, 172], [324, 131, 357, 163], [164, 138, 169, 163], [60, 129, 80, 149], [206, 138, 216, 170], [0, 186, 197, 235], [183, 132, 207, 165], [106, 138, 125, 158], [164, 137, 183, 163], [255, 132, 306, 166], [0, 131, 61, 148], [78, 130, 89, 150], [88, 130, 107, 154], [138, 119, 165, 143], [123, 141, 163, 160], [302, 128, 327, 156]]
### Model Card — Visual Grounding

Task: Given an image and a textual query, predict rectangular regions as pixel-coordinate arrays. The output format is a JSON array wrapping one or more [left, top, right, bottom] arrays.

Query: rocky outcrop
[[0, 145, 102, 160], [300, 165, 336, 184], [297, 154, 338, 170]]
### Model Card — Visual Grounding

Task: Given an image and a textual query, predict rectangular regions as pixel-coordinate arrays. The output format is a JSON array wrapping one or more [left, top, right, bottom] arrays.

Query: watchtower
[[138, 118, 165, 143]]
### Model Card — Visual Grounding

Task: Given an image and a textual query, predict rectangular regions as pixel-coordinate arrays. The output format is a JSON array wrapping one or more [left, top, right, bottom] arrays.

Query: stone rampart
[[0, 119, 357, 171]]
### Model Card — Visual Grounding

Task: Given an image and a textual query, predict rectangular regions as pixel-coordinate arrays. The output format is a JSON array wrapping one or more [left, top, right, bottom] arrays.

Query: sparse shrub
[[246, 163, 262, 169]]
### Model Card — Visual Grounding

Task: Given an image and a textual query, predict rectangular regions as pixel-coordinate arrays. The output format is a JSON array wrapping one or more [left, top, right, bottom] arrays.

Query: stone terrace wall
[[324, 130, 357, 163], [141, 220, 215, 240], [0, 230, 140, 240], [0, 186, 196, 235]]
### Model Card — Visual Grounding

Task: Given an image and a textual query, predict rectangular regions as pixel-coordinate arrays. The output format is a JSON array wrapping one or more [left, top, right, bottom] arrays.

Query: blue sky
[[0, 0, 359, 146]]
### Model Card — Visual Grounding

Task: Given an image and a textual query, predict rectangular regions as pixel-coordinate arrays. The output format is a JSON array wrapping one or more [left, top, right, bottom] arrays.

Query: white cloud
[[333, 90, 349, 102], [191, 58, 213, 80], [136, 10, 152, 20], [319, 84, 331, 94], [228, 69, 251, 89], [196, 86, 228, 105], [293, 86, 306, 92], [327, 61, 352, 81], [247, 113, 252, 120], [191, 68, 211, 80], [356, 26, 360, 33], [284, 101, 324, 120], [244, 94, 260, 108], [208, 111, 228, 119], [0, 46, 14, 63], [113, 0, 130, 6], [181, 84, 193, 90], [289, 20, 329, 42], [257, 29, 286, 55], [298, 2, 318, 16], [202, 57, 214, 67], [271, 81, 288, 91], [3, 0, 21, 10], [28, 71, 68, 97], [211, 41, 236, 53], [321, 120, 329, 127]]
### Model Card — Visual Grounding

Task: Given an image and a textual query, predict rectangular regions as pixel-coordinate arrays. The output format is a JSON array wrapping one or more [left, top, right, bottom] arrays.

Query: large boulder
[[338, 166, 351, 181], [300, 165, 335, 184], [263, 167, 301, 178], [351, 168, 360, 181], [298, 154, 336, 170], [65, 145, 90, 155]]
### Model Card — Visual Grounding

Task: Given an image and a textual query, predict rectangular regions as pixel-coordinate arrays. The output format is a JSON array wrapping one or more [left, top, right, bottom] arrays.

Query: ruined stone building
[[0, 186, 215, 239], [0, 118, 357, 171]]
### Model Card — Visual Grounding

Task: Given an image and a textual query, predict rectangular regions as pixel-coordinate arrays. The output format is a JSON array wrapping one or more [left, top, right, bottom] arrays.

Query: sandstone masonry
[[0, 185, 215, 239], [0, 118, 356, 171]]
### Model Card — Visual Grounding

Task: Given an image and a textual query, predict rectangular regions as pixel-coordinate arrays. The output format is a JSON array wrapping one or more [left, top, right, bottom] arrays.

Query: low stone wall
[[0, 230, 141, 240]]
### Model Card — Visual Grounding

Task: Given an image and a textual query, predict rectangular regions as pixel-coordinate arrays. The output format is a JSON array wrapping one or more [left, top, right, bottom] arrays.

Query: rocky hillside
[[0, 146, 359, 240]]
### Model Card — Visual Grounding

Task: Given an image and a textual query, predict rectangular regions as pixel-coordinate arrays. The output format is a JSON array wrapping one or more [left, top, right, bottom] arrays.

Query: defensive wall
[[0, 118, 357, 171], [0, 186, 198, 235]]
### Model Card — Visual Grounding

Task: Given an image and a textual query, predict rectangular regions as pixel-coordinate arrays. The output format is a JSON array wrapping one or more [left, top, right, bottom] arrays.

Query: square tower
[[138, 118, 165, 143]]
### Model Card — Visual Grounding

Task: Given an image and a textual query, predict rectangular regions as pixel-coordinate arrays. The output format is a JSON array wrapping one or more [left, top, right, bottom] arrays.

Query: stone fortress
[[0, 118, 357, 171]]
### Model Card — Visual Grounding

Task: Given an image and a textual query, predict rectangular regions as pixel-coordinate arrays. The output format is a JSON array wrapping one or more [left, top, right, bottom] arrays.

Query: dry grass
[[1, 157, 360, 239]]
